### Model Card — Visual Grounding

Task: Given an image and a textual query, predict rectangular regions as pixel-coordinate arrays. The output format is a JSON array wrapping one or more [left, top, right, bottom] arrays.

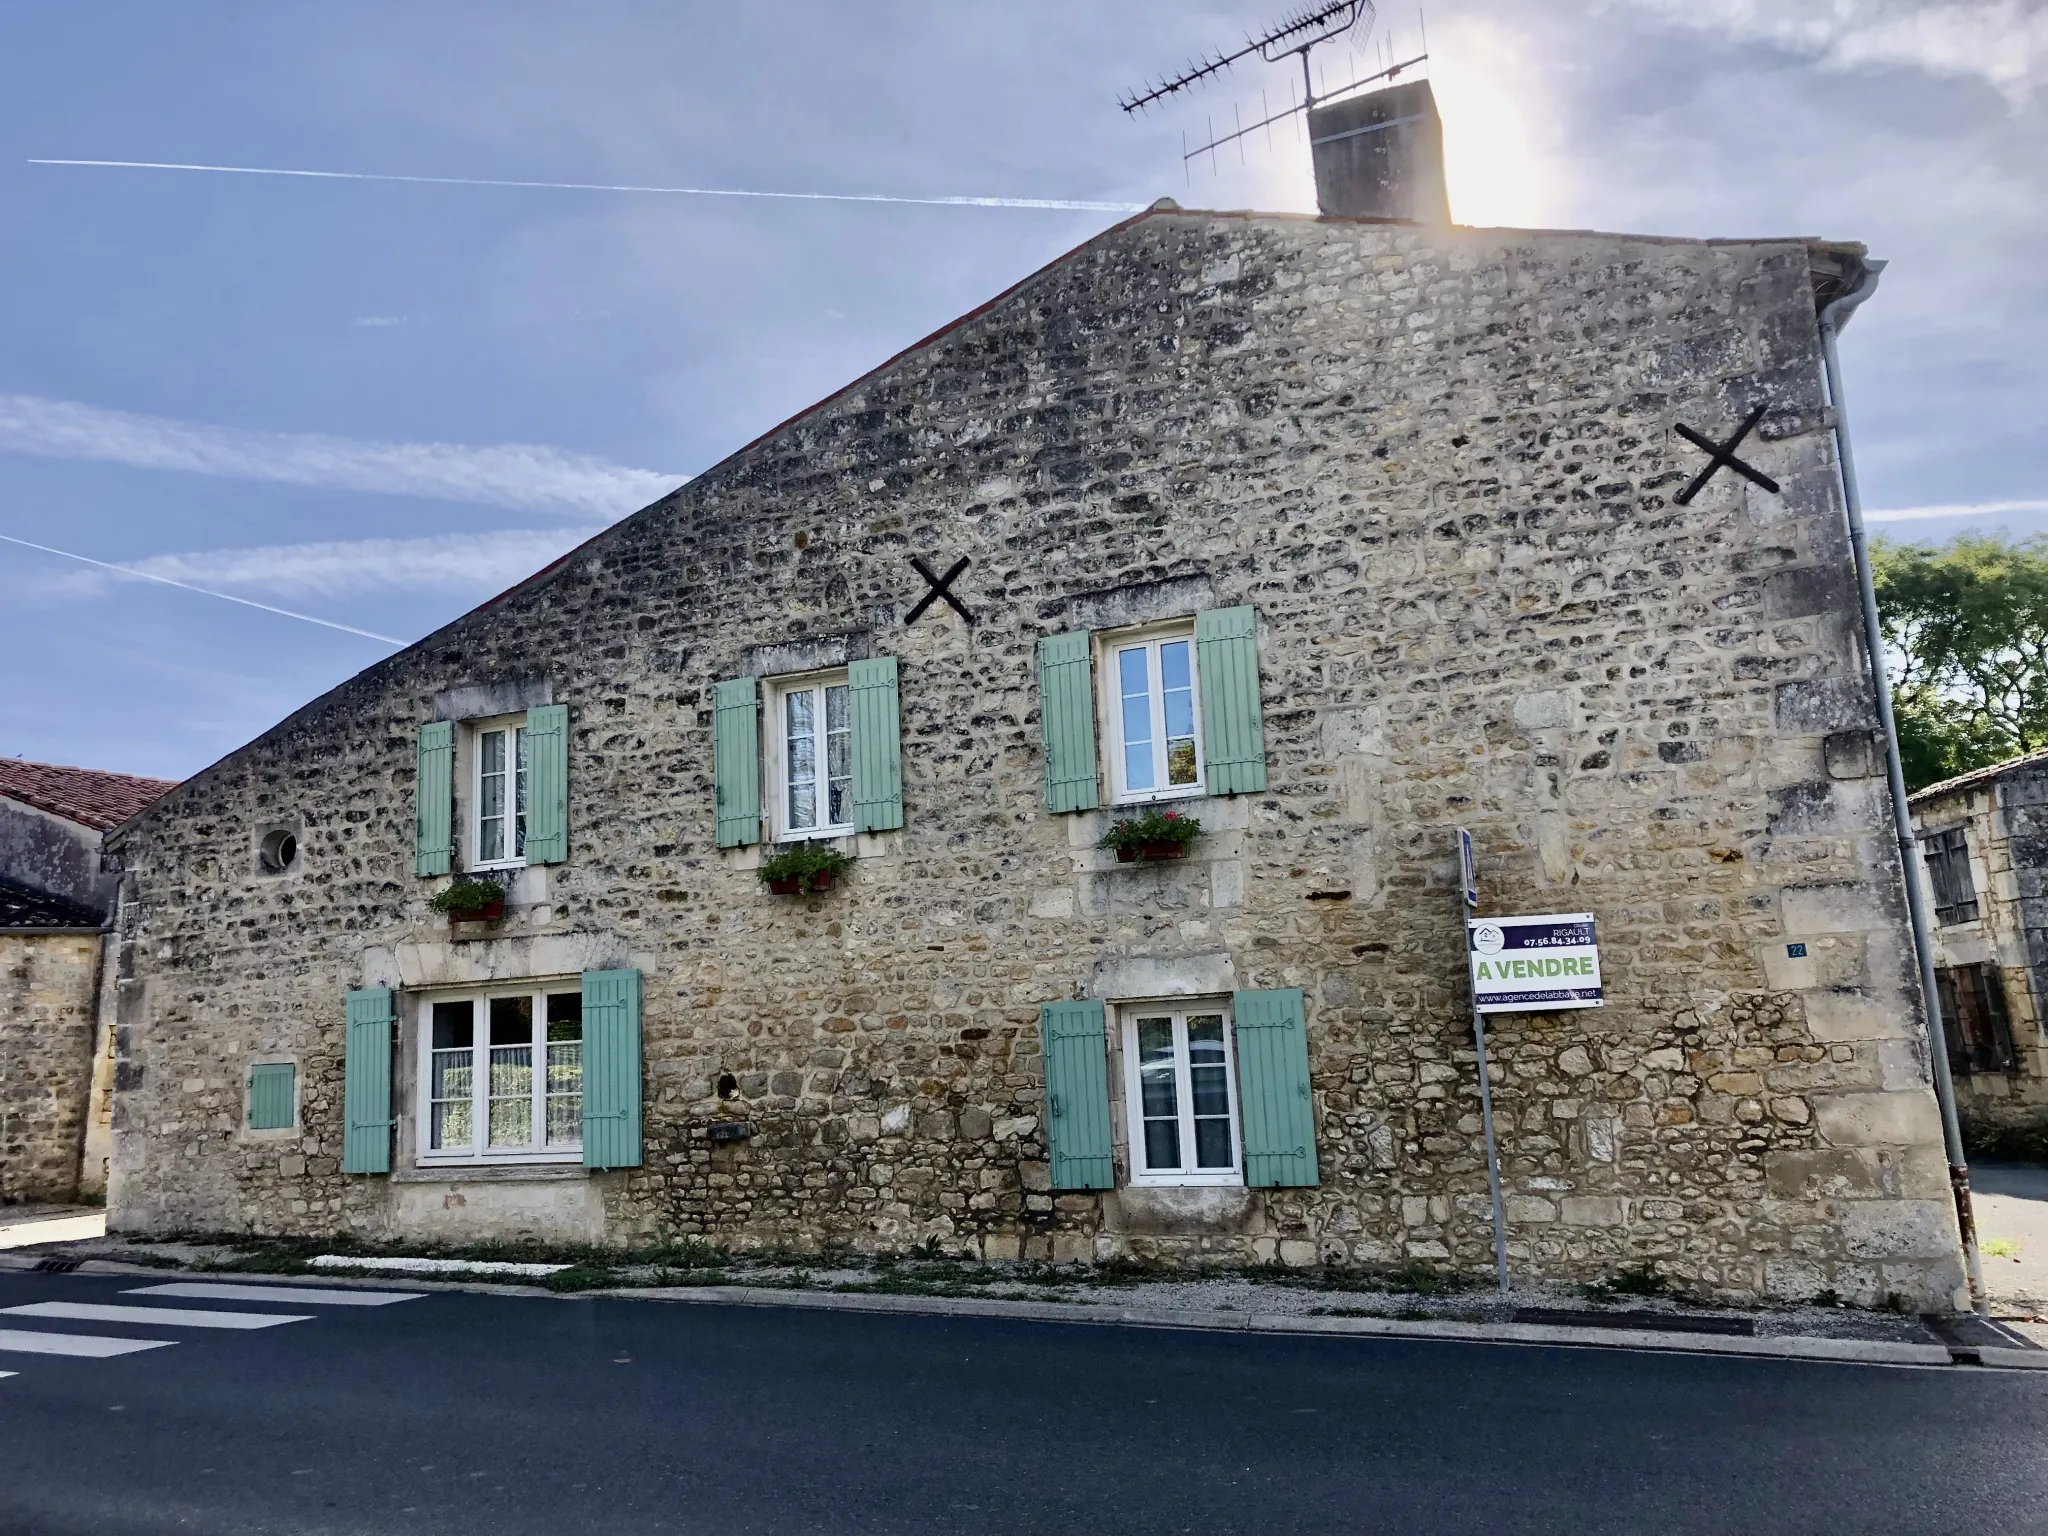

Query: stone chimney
[[1308, 77, 1449, 224]]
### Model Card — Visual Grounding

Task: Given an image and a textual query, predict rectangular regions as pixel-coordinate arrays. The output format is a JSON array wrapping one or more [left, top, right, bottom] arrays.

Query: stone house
[[97, 134, 1970, 1306], [1908, 749, 2048, 1127], [0, 759, 177, 1203]]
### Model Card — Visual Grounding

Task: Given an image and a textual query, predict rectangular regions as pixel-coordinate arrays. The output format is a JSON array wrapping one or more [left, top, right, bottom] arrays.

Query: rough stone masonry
[[100, 207, 1969, 1308]]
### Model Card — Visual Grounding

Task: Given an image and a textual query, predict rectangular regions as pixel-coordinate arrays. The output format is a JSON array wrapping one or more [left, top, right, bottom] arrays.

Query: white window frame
[[469, 714, 529, 871], [766, 669, 854, 843], [1100, 621, 1205, 806], [1119, 997, 1242, 1187], [415, 983, 585, 1167]]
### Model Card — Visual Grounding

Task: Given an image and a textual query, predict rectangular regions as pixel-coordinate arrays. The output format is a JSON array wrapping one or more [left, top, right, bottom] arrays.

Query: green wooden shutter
[[1040, 999, 1113, 1190], [1037, 632, 1099, 814], [247, 1063, 296, 1131], [1234, 988, 1318, 1188], [582, 968, 643, 1169], [525, 703, 569, 864], [713, 677, 760, 849], [342, 988, 395, 1174], [415, 721, 454, 876], [1196, 606, 1267, 795], [848, 657, 904, 833]]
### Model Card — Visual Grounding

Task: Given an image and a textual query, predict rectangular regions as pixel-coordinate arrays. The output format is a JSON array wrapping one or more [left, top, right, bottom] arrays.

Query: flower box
[[759, 843, 851, 896], [1116, 842, 1189, 863], [449, 897, 506, 922], [1099, 807, 1203, 862]]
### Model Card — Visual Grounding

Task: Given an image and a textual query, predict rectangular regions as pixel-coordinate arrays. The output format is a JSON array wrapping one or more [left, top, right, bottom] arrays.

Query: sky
[[0, 0, 2043, 780]]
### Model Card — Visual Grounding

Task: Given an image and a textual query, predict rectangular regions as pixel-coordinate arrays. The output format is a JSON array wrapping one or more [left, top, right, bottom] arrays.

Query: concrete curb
[[0, 1251, 2003, 1368], [599, 1283, 1957, 1367]]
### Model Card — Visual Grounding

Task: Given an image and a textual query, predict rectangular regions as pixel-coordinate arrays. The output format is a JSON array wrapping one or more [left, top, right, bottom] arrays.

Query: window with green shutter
[[847, 657, 904, 833], [1195, 606, 1267, 795], [415, 722, 454, 876], [247, 1062, 296, 1131], [713, 677, 761, 848], [524, 703, 569, 864], [581, 969, 643, 1170], [342, 988, 395, 1174], [1037, 632, 1099, 813], [1040, 999, 1114, 1190], [1233, 988, 1318, 1188]]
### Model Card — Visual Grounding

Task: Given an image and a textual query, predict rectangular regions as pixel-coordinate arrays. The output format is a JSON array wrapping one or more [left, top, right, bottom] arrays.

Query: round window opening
[[716, 1073, 739, 1100], [259, 829, 299, 874]]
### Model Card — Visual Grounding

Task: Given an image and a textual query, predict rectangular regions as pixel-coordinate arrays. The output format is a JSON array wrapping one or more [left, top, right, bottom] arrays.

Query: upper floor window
[[474, 719, 528, 868], [1106, 624, 1203, 803], [771, 672, 851, 840], [1921, 825, 1978, 926], [1121, 999, 1241, 1187]]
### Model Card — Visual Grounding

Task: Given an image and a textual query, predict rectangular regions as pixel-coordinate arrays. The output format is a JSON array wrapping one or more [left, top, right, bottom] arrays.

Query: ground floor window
[[419, 986, 583, 1162], [1120, 1000, 1241, 1186], [1937, 963, 2017, 1076]]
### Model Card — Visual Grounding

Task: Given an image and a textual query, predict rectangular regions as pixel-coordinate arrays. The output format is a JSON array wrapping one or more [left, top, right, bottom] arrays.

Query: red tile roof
[[0, 759, 180, 831]]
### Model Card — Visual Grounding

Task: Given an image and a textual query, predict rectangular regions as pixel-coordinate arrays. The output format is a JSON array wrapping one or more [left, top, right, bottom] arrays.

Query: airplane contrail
[[28, 158, 1152, 213], [0, 533, 404, 645]]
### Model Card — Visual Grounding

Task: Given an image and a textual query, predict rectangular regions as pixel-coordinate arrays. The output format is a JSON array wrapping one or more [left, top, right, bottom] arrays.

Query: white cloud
[[51, 527, 608, 601], [0, 394, 683, 518], [1605, 0, 2048, 101], [1866, 499, 2048, 522]]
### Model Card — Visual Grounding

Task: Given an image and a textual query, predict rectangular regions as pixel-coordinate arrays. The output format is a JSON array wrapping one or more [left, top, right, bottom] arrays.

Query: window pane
[[1120, 648, 1155, 791], [545, 992, 582, 1040], [513, 726, 528, 859], [1193, 1116, 1232, 1169], [1135, 1016, 1180, 1171], [1162, 641, 1197, 786], [544, 992, 583, 1145], [825, 683, 851, 826], [786, 689, 817, 830], [486, 995, 535, 1150], [431, 1000, 475, 1051], [479, 730, 506, 863], [489, 995, 533, 1045], [1144, 1118, 1182, 1170]]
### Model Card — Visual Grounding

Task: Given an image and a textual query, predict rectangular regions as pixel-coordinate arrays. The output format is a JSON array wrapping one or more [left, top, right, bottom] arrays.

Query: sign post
[[1457, 830, 1512, 1294]]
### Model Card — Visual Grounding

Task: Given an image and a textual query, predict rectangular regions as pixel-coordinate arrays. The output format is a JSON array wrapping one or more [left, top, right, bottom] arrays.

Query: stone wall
[[104, 210, 1965, 1307], [0, 931, 99, 1203], [1912, 764, 2048, 1124]]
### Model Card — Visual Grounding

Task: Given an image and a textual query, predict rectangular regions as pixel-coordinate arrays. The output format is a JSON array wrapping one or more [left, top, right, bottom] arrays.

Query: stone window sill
[[391, 1163, 589, 1185]]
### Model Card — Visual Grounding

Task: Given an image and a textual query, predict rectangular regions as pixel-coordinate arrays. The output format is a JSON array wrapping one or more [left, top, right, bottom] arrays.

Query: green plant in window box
[[1098, 807, 1203, 863], [759, 841, 853, 895], [429, 875, 507, 921]]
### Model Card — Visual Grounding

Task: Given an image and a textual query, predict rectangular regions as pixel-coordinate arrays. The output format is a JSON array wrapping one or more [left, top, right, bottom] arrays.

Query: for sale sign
[[1468, 913, 1602, 1013]]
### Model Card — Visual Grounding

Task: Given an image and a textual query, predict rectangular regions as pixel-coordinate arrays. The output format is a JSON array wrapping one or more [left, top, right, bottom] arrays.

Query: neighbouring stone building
[[98, 99, 1970, 1308], [0, 759, 177, 1203], [1909, 749, 2048, 1127]]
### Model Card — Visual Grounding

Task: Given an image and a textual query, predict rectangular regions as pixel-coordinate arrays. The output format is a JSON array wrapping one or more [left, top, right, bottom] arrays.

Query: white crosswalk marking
[[0, 1328, 174, 1358], [1, 1302, 312, 1330], [125, 1282, 424, 1307]]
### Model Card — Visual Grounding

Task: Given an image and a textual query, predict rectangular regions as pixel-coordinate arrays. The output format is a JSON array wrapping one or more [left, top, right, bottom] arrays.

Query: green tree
[[1871, 533, 2048, 790]]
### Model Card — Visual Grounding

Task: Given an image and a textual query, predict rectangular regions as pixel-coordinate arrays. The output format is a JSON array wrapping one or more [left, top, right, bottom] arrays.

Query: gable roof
[[1909, 745, 2048, 809], [0, 758, 181, 832], [0, 872, 104, 931]]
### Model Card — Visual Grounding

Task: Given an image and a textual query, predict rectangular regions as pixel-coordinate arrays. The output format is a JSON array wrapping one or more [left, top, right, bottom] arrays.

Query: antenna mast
[[1121, 3, 1428, 171], [1120, 1, 1374, 117]]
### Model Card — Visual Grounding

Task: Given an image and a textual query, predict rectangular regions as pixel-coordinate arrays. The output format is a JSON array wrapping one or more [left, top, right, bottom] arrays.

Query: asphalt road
[[1, 1269, 2044, 1536]]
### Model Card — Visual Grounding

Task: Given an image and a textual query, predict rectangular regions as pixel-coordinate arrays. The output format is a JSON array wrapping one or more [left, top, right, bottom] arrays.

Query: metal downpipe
[[1817, 259, 1988, 1315]]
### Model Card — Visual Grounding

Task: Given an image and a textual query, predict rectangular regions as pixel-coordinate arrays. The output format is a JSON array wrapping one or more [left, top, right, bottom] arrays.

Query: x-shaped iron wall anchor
[[905, 555, 976, 627], [1672, 402, 1781, 506]]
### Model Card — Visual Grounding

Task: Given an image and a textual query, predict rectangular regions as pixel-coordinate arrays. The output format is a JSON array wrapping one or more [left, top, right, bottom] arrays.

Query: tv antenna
[[1121, 2, 1430, 174]]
